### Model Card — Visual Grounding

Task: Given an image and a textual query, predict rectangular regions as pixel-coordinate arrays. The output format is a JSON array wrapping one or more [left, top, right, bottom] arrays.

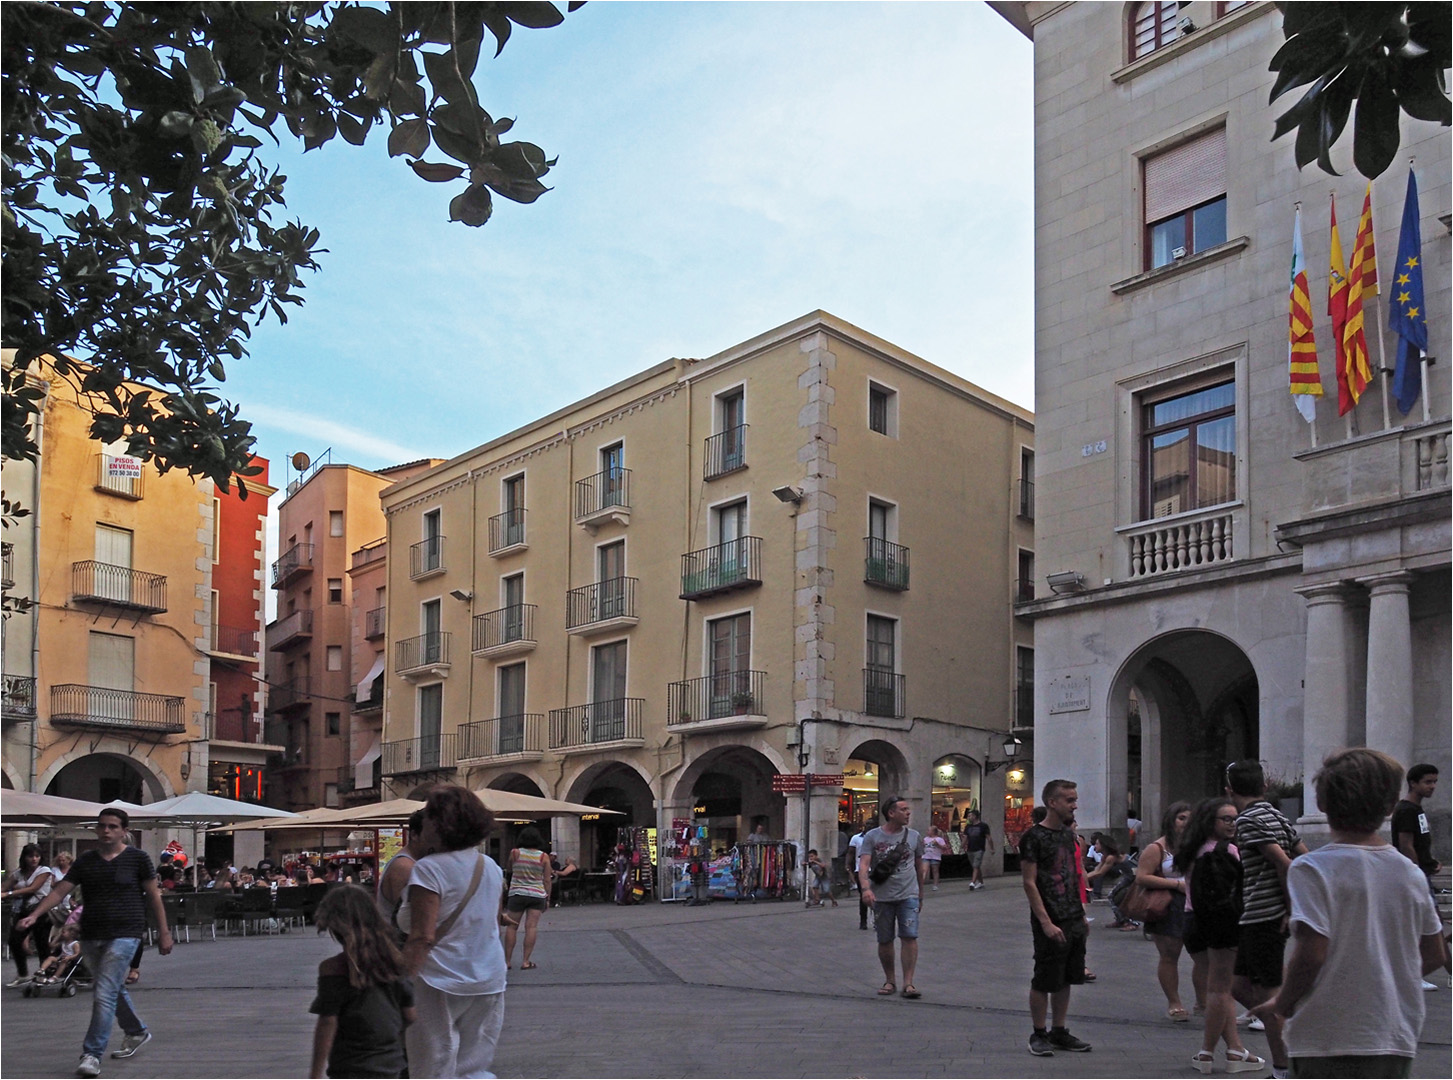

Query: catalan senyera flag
[[1289, 206, 1321, 423], [1341, 183, 1377, 412], [1328, 197, 1352, 414]]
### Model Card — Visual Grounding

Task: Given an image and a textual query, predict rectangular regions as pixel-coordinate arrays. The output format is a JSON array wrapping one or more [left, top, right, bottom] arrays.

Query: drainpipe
[[28, 381, 48, 793]]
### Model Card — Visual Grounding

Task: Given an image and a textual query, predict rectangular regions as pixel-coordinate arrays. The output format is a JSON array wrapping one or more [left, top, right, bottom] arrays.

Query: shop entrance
[[841, 739, 909, 832], [566, 761, 654, 870], [930, 754, 982, 833], [670, 744, 783, 851]]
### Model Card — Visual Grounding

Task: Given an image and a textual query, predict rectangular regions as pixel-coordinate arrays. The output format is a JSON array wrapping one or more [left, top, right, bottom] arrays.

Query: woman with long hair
[[401, 785, 513, 1079], [503, 826, 552, 970], [1136, 801, 1202, 1021], [309, 885, 415, 1079], [1176, 797, 1265, 1073], [3, 844, 54, 985]]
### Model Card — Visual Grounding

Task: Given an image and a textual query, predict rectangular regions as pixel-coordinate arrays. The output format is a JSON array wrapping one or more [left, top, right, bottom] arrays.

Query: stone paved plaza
[[3, 877, 1449, 1079]]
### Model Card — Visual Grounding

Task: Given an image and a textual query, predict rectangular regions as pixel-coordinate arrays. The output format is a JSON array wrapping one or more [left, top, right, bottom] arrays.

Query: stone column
[[1360, 572, 1415, 772], [1295, 584, 1356, 825]]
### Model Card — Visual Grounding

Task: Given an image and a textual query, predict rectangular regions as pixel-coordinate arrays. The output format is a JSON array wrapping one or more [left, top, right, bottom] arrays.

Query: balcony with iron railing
[[96, 454, 143, 499], [704, 425, 748, 480], [680, 537, 762, 600], [574, 468, 631, 530], [864, 538, 910, 591], [210, 624, 260, 660], [396, 632, 451, 677], [205, 708, 281, 746], [667, 670, 767, 733], [863, 668, 906, 719], [353, 677, 384, 715], [1018, 477, 1035, 520], [364, 606, 386, 641], [337, 759, 382, 796], [263, 718, 307, 768], [1, 542, 12, 590], [50, 684, 186, 735], [458, 713, 546, 762], [2, 675, 37, 722], [271, 542, 314, 588], [266, 608, 314, 652], [549, 698, 644, 751], [381, 734, 458, 776], [71, 561, 168, 614], [1015, 576, 1035, 602], [471, 604, 537, 658], [488, 508, 528, 555], [409, 535, 445, 579], [268, 676, 312, 713], [566, 578, 638, 635]]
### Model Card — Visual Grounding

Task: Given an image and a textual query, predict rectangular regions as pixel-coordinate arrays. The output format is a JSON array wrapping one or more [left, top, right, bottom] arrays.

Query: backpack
[[1190, 840, 1243, 921]]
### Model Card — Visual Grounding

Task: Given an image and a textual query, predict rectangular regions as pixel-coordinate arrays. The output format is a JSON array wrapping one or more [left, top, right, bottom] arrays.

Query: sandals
[[1225, 1048, 1268, 1073], [1167, 1006, 1190, 1022], [901, 986, 921, 999], [521, 961, 537, 970], [876, 982, 896, 996], [125, 970, 140, 986], [1191, 1051, 1215, 1074]]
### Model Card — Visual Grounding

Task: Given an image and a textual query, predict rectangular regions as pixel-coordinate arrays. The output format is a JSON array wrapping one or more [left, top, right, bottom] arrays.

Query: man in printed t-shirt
[[1020, 779, 1093, 1057], [856, 796, 926, 999]]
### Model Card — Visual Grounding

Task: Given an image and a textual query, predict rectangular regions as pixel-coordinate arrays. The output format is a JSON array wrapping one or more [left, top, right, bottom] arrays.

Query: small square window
[[329, 511, 344, 537], [326, 712, 341, 736], [868, 383, 898, 437], [328, 578, 343, 603]]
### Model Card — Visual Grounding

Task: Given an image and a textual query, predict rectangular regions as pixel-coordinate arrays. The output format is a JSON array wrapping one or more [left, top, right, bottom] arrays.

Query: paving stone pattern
[[3, 879, 1448, 1078]]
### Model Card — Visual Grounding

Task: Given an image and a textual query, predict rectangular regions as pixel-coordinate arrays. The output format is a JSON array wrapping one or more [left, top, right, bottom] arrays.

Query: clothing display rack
[[733, 841, 796, 901]]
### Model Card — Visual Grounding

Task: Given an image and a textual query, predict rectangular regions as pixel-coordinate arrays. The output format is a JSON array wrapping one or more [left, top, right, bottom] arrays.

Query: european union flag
[[1390, 170, 1427, 415]]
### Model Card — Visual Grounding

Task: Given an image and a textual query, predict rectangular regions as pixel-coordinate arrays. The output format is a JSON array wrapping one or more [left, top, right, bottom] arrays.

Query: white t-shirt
[[401, 848, 506, 996], [1283, 843, 1442, 1059]]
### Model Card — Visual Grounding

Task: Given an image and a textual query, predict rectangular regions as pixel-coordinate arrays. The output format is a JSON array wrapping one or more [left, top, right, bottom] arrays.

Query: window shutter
[[1144, 129, 1227, 224]]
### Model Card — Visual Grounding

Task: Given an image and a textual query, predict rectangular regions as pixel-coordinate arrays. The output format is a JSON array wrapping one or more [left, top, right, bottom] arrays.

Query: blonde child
[[309, 885, 416, 1079]]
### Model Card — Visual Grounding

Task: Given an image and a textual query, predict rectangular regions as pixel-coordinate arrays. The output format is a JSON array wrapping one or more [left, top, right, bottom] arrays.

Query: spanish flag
[[1289, 206, 1321, 423], [1342, 184, 1377, 412], [1328, 197, 1352, 414]]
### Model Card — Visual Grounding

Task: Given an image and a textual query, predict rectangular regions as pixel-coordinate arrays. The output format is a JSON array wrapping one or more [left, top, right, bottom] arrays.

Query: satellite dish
[[291, 452, 311, 472]]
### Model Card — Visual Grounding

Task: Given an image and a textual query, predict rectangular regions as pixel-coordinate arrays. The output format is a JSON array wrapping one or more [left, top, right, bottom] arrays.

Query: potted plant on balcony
[[731, 690, 755, 715], [678, 709, 693, 725]]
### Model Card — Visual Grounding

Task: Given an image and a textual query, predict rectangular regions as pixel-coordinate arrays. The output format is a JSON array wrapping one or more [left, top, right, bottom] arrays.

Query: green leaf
[[336, 112, 369, 146], [448, 183, 493, 226], [388, 118, 431, 158], [498, 3, 566, 30], [185, 46, 223, 103], [390, 77, 428, 116], [330, 5, 396, 53], [158, 111, 196, 138], [410, 160, 465, 182], [1352, 70, 1401, 178]]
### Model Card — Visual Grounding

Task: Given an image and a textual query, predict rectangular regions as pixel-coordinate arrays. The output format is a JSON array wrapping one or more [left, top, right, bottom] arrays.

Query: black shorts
[[1183, 909, 1239, 954], [1030, 917, 1087, 994], [1234, 920, 1288, 986], [506, 895, 548, 913]]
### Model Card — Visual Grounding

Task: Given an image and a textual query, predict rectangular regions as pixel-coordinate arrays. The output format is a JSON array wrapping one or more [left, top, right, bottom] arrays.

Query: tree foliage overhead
[[1269, 2, 1451, 179], [1, 0, 581, 497]]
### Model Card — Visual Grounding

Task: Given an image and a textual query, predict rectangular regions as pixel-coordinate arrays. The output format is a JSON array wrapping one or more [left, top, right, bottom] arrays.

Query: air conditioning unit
[[1172, 245, 1188, 260]]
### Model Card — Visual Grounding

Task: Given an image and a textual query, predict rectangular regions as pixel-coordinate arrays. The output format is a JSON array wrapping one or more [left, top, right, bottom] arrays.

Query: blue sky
[[231, 1, 1034, 492]]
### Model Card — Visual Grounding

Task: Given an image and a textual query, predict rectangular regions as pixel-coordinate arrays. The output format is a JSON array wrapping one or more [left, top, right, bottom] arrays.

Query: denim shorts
[[873, 896, 920, 943]]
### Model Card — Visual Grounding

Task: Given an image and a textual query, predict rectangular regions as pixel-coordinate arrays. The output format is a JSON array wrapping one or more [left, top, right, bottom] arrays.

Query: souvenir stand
[[610, 825, 655, 903], [659, 820, 741, 902], [733, 841, 796, 901]]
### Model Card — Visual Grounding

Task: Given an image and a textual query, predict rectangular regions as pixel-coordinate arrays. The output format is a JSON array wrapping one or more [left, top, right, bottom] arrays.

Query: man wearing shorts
[[962, 810, 994, 890], [1227, 760, 1306, 1077], [857, 796, 925, 999], [1021, 779, 1092, 1057]]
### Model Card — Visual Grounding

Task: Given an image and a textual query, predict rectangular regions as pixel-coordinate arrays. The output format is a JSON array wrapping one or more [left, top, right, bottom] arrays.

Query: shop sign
[[809, 774, 845, 787], [770, 773, 807, 793], [1048, 675, 1090, 715]]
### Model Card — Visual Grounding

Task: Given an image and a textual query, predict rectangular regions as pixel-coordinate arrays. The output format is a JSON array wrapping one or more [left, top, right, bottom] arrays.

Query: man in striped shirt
[[1226, 760, 1308, 1079]]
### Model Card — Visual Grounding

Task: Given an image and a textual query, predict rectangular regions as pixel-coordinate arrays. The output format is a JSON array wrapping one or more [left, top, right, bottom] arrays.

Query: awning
[[356, 655, 385, 702], [354, 737, 381, 791]]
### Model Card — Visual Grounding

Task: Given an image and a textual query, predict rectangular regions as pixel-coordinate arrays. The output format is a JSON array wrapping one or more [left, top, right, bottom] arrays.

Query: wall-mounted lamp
[[448, 589, 473, 603], [1046, 570, 1087, 594], [985, 736, 1024, 774], [1177, 15, 1196, 35], [772, 485, 804, 504]]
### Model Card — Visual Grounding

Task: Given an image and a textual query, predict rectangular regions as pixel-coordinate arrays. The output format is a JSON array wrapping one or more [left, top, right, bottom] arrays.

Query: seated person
[[34, 911, 82, 985]]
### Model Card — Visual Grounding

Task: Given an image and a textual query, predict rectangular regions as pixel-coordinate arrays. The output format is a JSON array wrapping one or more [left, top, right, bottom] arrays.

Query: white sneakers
[[112, 1031, 152, 1059], [76, 1054, 101, 1078]]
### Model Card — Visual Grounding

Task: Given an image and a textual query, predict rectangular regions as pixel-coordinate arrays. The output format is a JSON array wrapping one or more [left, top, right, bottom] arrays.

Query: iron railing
[[566, 578, 637, 630], [863, 668, 905, 719], [396, 632, 450, 672], [268, 676, 312, 712], [488, 508, 527, 552], [50, 684, 185, 734], [575, 468, 631, 520], [460, 714, 546, 759], [864, 538, 910, 590], [680, 536, 762, 599], [71, 561, 168, 613], [271, 542, 314, 588], [549, 698, 644, 749], [1019, 477, 1035, 520], [668, 670, 766, 725], [337, 759, 382, 795], [472, 604, 536, 652], [365, 606, 386, 640], [1, 542, 12, 590], [1016, 576, 1035, 602], [207, 707, 265, 743], [212, 624, 260, 658], [263, 718, 305, 764], [410, 535, 444, 578], [96, 454, 143, 498], [266, 608, 314, 652], [704, 425, 748, 480], [353, 677, 384, 714], [2, 675, 37, 721], [382, 734, 458, 775]]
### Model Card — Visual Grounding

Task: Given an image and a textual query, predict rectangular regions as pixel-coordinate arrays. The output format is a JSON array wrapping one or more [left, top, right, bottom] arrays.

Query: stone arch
[[667, 743, 786, 846], [842, 737, 913, 825], [479, 770, 548, 798], [39, 747, 174, 804], [562, 758, 655, 870], [1, 759, 24, 791]]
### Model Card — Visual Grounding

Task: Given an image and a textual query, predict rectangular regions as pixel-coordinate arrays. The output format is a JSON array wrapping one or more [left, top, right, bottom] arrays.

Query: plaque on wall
[[1048, 675, 1090, 715]]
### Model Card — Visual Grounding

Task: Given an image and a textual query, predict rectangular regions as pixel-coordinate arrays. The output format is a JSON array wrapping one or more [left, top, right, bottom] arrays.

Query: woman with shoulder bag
[[3, 844, 54, 986], [400, 786, 517, 1079], [1132, 802, 1204, 1022]]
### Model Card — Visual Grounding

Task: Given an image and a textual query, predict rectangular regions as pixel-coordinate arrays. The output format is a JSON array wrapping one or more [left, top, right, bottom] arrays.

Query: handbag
[[868, 831, 911, 885], [1119, 878, 1173, 921]]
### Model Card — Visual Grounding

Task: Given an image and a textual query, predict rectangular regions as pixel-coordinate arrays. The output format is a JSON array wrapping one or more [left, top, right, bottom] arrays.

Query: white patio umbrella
[[0, 791, 110, 826], [126, 792, 296, 874]]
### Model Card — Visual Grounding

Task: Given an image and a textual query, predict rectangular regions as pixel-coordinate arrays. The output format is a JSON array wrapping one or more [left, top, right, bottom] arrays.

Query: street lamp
[[985, 736, 1024, 774]]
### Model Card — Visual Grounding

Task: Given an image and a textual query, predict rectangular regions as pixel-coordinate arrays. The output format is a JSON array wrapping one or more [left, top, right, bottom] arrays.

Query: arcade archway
[[669, 744, 782, 853]]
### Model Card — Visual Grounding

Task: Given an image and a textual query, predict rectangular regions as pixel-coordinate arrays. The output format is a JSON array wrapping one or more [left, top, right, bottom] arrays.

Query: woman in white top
[[401, 786, 513, 1079], [1135, 801, 1201, 1021], [3, 844, 54, 985]]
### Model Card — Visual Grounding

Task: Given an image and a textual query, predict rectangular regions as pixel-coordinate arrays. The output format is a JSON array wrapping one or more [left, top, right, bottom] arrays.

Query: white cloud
[[243, 402, 429, 467]]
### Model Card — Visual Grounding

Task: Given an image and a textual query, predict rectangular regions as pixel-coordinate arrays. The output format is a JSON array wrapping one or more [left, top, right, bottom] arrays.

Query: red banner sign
[[770, 773, 807, 793], [809, 774, 845, 787]]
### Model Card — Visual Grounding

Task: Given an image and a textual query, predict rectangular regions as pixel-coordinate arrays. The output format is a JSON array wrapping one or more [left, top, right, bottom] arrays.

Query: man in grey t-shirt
[[857, 795, 925, 999]]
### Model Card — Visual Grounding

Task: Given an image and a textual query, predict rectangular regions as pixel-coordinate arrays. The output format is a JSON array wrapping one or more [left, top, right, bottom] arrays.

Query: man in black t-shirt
[[1020, 779, 1092, 1058], [962, 810, 995, 890], [21, 807, 172, 1077], [1392, 763, 1440, 880]]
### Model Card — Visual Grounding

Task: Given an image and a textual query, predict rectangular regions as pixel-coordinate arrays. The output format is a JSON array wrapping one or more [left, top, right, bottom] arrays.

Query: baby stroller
[[23, 945, 88, 998]]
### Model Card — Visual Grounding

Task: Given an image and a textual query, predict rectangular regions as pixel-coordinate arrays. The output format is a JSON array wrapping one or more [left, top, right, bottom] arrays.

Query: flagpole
[[1341, 189, 1354, 442], [1371, 292, 1392, 430]]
